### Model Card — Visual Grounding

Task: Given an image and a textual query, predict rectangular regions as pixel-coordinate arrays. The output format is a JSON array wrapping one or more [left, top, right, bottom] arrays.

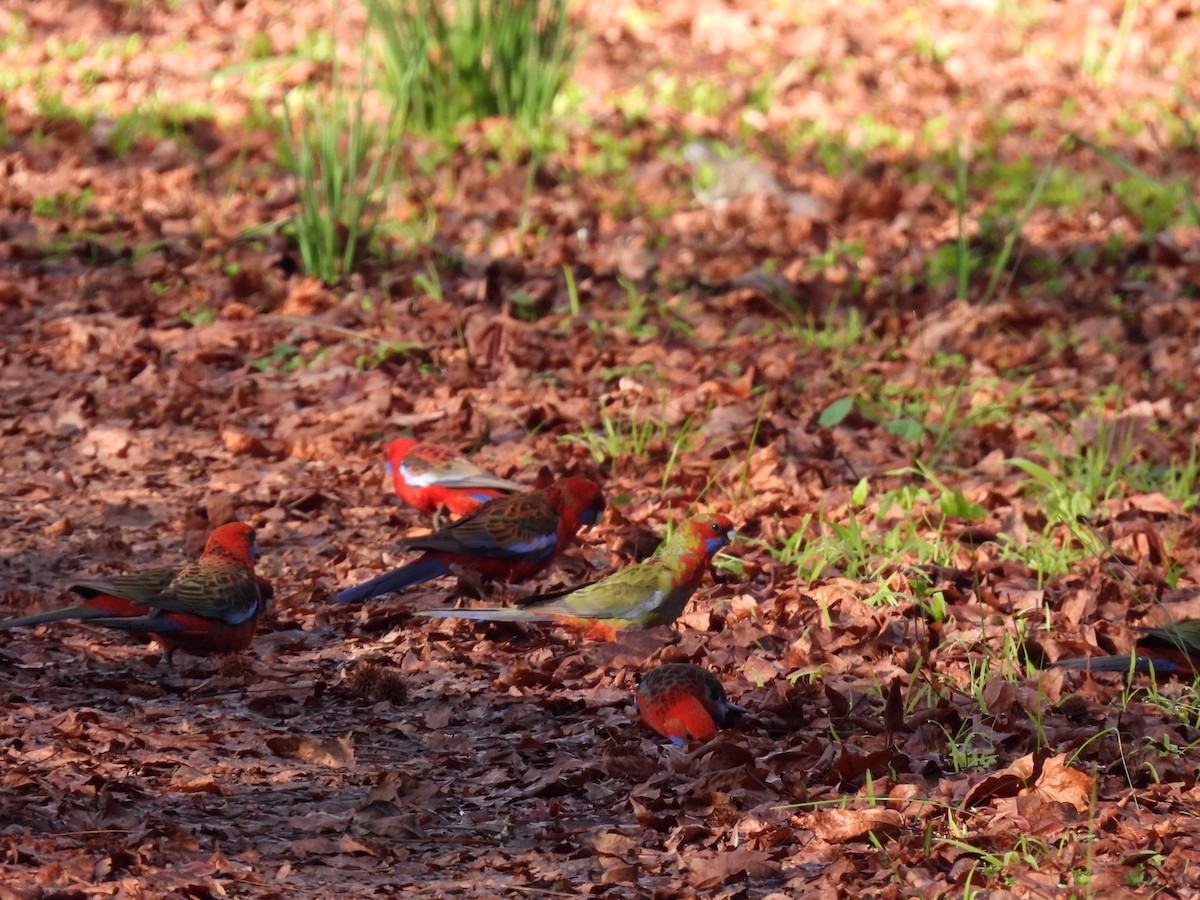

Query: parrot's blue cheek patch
[[704, 536, 728, 556], [385, 461, 394, 477]]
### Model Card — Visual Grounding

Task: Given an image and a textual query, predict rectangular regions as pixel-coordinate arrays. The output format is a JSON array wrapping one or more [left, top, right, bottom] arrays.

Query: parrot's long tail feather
[[86, 615, 183, 634], [1056, 654, 1179, 674], [0, 604, 131, 629], [336, 556, 452, 604], [415, 607, 551, 622]]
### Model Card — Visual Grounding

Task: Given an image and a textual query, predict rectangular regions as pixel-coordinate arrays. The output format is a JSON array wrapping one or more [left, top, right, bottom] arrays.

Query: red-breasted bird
[[636, 663, 746, 746], [386, 438, 523, 517], [415, 513, 735, 640], [0, 523, 272, 664], [1057, 619, 1200, 677], [336, 476, 606, 604]]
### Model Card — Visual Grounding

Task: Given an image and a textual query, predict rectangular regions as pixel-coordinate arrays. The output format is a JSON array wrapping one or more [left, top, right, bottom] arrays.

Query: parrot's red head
[[385, 438, 420, 467], [204, 522, 258, 567], [553, 477, 606, 530], [682, 514, 735, 558]]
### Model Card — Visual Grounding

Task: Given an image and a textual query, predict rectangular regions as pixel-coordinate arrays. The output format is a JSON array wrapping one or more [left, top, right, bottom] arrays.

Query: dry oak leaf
[[962, 752, 1092, 811], [585, 831, 640, 857], [267, 733, 356, 768], [168, 765, 224, 794], [806, 807, 904, 843], [220, 424, 270, 458], [351, 799, 427, 839], [1027, 754, 1093, 809], [683, 847, 783, 889]]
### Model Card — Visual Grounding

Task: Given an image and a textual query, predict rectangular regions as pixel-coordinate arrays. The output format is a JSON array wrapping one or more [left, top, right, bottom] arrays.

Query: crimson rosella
[[415, 513, 735, 640], [0, 523, 272, 664], [1057, 619, 1200, 677], [636, 663, 746, 746], [336, 476, 606, 604], [385, 438, 522, 517]]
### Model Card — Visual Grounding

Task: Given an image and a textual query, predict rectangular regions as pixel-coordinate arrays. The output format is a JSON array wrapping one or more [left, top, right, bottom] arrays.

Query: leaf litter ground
[[3, 0, 1200, 896]]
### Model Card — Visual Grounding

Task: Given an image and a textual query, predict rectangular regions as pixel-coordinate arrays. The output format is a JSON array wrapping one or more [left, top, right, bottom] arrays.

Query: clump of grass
[[559, 392, 704, 491], [366, 0, 581, 142], [279, 48, 409, 284], [945, 138, 1059, 305]]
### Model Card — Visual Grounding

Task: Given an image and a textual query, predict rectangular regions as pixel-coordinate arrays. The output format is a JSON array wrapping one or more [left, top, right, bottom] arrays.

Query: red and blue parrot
[[636, 663, 746, 746], [0, 522, 272, 664], [385, 438, 523, 518], [337, 476, 606, 603]]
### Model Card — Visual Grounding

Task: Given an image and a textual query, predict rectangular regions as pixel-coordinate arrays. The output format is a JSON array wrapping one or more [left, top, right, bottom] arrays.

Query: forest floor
[[2, 0, 1200, 896]]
